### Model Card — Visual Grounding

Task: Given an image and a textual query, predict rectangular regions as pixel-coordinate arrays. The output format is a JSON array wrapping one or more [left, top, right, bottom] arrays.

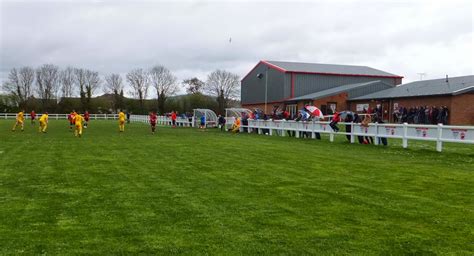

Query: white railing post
[[436, 124, 443, 152], [402, 122, 408, 148], [329, 130, 334, 142], [374, 122, 379, 145], [350, 122, 355, 143]]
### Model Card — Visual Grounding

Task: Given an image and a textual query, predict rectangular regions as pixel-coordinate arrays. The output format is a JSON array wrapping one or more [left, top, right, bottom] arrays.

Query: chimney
[[446, 75, 449, 83]]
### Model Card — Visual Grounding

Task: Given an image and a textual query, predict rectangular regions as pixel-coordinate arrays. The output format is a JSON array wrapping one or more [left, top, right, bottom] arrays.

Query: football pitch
[[0, 120, 473, 255]]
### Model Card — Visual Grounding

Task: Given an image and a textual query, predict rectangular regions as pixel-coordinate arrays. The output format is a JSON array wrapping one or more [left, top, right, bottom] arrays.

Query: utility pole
[[264, 67, 268, 114]]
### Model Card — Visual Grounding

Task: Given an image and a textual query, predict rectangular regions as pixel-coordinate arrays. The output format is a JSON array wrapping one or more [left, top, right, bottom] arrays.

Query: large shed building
[[241, 60, 403, 116], [241, 60, 474, 125]]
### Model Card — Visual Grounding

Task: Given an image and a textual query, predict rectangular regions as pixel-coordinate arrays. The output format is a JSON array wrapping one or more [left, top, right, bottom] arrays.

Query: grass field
[[0, 120, 473, 255]]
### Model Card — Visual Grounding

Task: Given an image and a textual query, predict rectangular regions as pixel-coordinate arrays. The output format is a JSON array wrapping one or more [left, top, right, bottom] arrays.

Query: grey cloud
[[1, 0, 472, 95]]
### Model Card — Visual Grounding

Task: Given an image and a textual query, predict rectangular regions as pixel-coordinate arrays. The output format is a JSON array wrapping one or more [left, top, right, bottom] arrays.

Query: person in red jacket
[[30, 110, 36, 125], [329, 112, 340, 132], [84, 110, 90, 128], [149, 111, 157, 134], [171, 111, 177, 127]]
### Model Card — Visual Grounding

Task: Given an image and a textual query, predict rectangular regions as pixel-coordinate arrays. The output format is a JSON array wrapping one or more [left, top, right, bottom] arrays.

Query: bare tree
[[150, 65, 178, 114], [104, 73, 124, 111], [184, 77, 204, 94], [60, 67, 75, 98], [84, 70, 101, 110], [36, 64, 60, 111], [205, 69, 240, 115], [1, 67, 35, 108], [74, 68, 87, 109], [126, 68, 149, 112]]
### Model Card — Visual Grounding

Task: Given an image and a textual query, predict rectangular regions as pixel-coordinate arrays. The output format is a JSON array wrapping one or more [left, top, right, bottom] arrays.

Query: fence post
[[374, 122, 379, 145], [402, 122, 408, 148], [436, 124, 443, 152], [329, 130, 334, 142], [350, 122, 355, 143]]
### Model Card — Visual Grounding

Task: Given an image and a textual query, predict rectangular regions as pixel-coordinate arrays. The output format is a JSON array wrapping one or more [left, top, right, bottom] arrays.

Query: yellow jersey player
[[12, 110, 25, 131], [74, 113, 84, 137], [118, 110, 126, 132], [38, 112, 48, 133]]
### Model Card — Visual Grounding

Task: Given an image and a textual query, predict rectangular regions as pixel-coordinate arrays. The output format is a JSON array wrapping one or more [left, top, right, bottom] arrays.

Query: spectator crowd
[[392, 105, 449, 125]]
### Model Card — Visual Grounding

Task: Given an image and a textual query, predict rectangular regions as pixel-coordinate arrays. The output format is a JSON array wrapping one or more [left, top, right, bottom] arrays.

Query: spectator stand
[[193, 109, 218, 128]]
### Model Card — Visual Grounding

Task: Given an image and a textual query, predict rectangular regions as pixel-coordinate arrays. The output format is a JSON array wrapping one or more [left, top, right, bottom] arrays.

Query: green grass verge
[[0, 120, 473, 255]]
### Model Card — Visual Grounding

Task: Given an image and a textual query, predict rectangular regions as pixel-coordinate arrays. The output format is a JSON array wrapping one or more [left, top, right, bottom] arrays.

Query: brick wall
[[349, 93, 474, 125], [242, 93, 349, 115], [450, 93, 474, 125], [311, 93, 349, 114]]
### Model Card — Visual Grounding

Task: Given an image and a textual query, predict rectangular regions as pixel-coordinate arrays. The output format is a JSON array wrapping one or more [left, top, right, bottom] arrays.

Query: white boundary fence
[[2, 113, 473, 152], [1, 113, 195, 127], [224, 117, 474, 152], [1, 113, 120, 120]]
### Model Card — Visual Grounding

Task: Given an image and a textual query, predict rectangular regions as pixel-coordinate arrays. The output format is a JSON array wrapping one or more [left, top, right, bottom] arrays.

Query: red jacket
[[332, 112, 341, 122], [150, 113, 157, 123], [171, 113, 177, 120]]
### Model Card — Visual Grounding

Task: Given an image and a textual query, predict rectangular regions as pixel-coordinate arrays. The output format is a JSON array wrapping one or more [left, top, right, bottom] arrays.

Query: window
[[327, 102, 337, 114], [286, 104, 297, 119]]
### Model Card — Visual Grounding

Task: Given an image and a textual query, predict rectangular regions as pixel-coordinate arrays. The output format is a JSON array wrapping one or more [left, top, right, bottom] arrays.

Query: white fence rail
[[0, 113, 195, 127], [223, 117, 474, 152], [1, 113, 119, 120], [2, 113, 473, 152]]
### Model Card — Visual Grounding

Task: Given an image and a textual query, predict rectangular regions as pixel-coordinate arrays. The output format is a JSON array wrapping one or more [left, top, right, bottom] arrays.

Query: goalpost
[[193, 109, 218, 128]]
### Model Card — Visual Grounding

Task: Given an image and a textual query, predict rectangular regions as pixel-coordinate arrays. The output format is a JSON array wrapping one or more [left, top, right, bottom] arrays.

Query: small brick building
[[349, 75, 474, 125]]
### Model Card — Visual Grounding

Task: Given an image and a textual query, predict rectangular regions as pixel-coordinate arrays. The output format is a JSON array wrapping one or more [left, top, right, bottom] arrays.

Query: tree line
[[1, 64, 240, 115]]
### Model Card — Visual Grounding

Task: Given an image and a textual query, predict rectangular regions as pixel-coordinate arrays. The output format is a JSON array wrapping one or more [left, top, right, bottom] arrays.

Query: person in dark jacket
[[376, 115, 388, 146], [345, 114, 353, 142], [241, 114, 249, 133], [353, 114, 365, 144], [218, 115, 226, 131]]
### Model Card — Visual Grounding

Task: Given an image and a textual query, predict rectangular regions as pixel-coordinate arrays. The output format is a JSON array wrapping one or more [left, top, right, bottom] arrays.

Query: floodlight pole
[[264, 67, 268, 114]]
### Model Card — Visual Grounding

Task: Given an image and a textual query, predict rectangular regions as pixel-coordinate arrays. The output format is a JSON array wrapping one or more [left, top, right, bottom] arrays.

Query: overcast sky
[[1, 0, 473, 97]]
